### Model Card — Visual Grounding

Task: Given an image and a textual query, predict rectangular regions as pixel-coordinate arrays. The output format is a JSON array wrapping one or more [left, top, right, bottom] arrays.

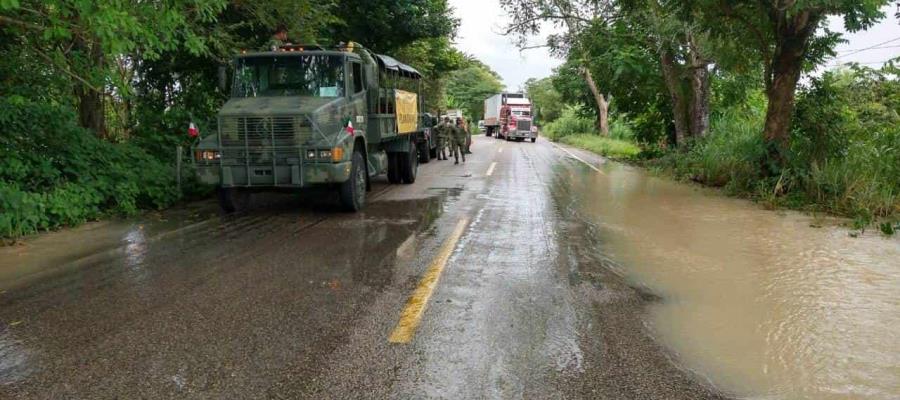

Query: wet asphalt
[[0, 135, 727, 399]]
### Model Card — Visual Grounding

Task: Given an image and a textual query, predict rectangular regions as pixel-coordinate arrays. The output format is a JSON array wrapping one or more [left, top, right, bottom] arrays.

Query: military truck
[[194, 43, 430, 212]]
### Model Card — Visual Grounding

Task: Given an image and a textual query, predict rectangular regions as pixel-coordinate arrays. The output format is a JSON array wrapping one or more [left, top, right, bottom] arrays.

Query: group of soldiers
[[432, 117, 472, 164]]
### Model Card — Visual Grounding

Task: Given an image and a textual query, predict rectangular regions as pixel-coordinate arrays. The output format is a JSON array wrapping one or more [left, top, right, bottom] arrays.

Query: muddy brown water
[[558, 160, 900, 399]]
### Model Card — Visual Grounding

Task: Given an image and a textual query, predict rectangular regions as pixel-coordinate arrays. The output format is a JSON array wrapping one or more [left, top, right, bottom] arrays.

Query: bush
[[609, 118, 635, 141], [658, 105, 767, 191], [0, 96, 181, 239], [542, 107, 595, 140], [650, 67, 899, 227], [558, 134, 642, 160]]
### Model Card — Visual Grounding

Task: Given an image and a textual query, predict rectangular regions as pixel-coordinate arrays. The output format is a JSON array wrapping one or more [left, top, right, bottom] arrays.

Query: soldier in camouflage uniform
[[434, 117, 452, 160], [266, 25, 291, 51], [451, 118, 467, 164]]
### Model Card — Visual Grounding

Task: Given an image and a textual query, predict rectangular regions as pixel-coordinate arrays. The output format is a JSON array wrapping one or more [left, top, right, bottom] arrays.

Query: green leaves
[[445, 62, 504, 120], [0, 0, 19, 10]]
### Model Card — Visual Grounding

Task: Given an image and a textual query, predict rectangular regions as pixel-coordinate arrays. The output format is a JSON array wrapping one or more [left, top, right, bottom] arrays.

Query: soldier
[[435, 117, 452, 160], [451, 117, 467, 164], [462, 117, 473, 154], [267, 25, 291, 51]]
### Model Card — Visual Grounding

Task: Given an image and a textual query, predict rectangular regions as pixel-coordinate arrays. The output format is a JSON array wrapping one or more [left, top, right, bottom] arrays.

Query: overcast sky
[[449, 0, 900, 90]]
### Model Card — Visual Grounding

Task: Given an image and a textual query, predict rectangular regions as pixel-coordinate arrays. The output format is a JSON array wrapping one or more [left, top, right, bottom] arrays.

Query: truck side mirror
[[217, 66, 228, 92]]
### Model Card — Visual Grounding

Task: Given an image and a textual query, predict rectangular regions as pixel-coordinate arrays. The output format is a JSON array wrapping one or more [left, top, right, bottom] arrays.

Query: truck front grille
[[218, 116, 310, 164], [220, 116, 312, 147], [516, 120, 531, 132]]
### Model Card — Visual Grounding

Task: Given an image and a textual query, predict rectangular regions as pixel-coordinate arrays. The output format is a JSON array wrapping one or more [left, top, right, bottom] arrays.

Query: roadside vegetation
[[0, 0, 465, 240], [512, 1, 899, 233], [542, 108, 641, 159]]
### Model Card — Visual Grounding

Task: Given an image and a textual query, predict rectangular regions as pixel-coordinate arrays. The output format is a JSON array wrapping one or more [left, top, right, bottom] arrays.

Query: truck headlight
[[306, 150, 317, 159], [318, 149, 332, 159]]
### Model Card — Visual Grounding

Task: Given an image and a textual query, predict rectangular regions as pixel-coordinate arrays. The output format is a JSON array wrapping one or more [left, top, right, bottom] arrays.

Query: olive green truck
[[193, 43, 436, 212]]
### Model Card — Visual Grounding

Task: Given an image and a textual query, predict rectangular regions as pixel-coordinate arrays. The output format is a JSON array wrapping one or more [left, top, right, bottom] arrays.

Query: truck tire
[[486, 127, 492, 137], [418, 139, 431, 164], [217, 187, 249, 213], [399, 144, 418, 184], [387, 152, 401, 184], [339, 150, 366, 212], [531, 137, 536, 143]]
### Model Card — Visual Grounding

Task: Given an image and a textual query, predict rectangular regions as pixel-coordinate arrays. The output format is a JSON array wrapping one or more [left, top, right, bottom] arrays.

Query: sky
[[448, 0, 900, 90]]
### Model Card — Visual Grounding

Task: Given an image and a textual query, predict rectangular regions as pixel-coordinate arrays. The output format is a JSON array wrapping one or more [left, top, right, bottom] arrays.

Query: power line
[[835, 36, 900, 59], [827, 59, 897, 68], [837, 44, 900, 53]]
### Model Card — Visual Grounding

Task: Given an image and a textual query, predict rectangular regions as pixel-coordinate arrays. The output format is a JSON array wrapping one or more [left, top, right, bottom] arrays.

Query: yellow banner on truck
[[395, 90, 419, 134]]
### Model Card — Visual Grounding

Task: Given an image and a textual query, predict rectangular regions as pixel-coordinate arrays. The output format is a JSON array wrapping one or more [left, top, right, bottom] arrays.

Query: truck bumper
[[508, 130, 537, 139], [196, 161, 352, 188]]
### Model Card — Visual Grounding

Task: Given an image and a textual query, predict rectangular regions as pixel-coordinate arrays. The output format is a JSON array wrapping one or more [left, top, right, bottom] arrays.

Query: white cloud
[[449, 0, 563, 91]]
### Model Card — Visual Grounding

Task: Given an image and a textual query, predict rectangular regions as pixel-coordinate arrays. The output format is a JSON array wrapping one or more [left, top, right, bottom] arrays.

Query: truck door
[[348, 59, 368, 137]]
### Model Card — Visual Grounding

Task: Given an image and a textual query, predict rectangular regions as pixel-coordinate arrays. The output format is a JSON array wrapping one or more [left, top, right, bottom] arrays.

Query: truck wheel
[[387, 152, 401, 184], [217, 187, 249, 213], [339, 150, 367, 212], [418, 139, 431, 164], [531, 137, 536, 143], [399, 145, 418, 184]]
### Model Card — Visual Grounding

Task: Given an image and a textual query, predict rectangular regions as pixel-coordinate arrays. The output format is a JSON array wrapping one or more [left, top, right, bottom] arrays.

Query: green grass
[[558, 134, 642, 160]]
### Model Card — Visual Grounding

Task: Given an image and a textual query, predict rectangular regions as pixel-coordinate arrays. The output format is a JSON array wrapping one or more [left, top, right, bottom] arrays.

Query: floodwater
[[557, 160, 900, 399]]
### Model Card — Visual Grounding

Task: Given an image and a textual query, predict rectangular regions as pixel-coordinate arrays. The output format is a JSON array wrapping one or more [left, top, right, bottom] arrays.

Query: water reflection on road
[[558, 160, 900, 399]]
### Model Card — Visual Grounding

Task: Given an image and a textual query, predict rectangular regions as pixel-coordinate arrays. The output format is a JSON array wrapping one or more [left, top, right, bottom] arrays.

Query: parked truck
[[483, 93, 536, 142], [193, 42, 432, 212]]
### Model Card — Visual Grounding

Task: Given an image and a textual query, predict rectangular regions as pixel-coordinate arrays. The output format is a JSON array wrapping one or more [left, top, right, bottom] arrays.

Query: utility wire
[[834, 36, 900, 59], [837, 44, 900, 53]]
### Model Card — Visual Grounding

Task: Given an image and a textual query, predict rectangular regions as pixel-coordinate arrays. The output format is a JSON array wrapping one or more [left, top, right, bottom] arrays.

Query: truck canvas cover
[[374, 54, 422, 77]]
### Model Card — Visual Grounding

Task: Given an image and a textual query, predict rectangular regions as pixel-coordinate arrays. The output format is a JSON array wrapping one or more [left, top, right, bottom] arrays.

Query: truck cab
[[500, 98, 537, 142]]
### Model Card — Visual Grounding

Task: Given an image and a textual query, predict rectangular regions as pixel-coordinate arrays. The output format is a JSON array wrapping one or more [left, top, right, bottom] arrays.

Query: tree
[[329, 0, 458, 53], [524, 77, 563, 124], [500, 0, 614, 136], [0, 0, 227, 137], [708, 0, 890, 166], [445, 61, 505, 120], [394, 37, 467, 112]]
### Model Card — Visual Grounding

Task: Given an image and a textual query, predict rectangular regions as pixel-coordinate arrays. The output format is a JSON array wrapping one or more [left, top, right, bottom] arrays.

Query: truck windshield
[[232, 55, 344, 98], [512, 110, 531, 117]]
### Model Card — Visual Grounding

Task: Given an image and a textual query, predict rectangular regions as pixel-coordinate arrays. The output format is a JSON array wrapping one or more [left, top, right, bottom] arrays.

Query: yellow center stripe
[[388, 218, 470, 344]]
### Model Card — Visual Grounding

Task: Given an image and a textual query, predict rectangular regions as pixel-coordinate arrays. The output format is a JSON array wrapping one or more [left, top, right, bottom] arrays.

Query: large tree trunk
[[688, 36, 710, 138], [762, 11, 820, 166], [73, 39, 107, 138], [659, 50, 690, 146], [75, 86, 106, 137], [580, 67, 609, 136]]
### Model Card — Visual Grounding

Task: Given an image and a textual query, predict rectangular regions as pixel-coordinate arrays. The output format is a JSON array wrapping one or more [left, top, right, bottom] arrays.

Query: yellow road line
[[388, 218, 470, 344], [485, 161, 497, 176]]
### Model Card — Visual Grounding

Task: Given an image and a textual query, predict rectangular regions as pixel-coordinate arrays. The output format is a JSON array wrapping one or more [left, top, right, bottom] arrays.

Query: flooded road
[[0, 135, 896, 399], [555, 147, 900, 399]]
